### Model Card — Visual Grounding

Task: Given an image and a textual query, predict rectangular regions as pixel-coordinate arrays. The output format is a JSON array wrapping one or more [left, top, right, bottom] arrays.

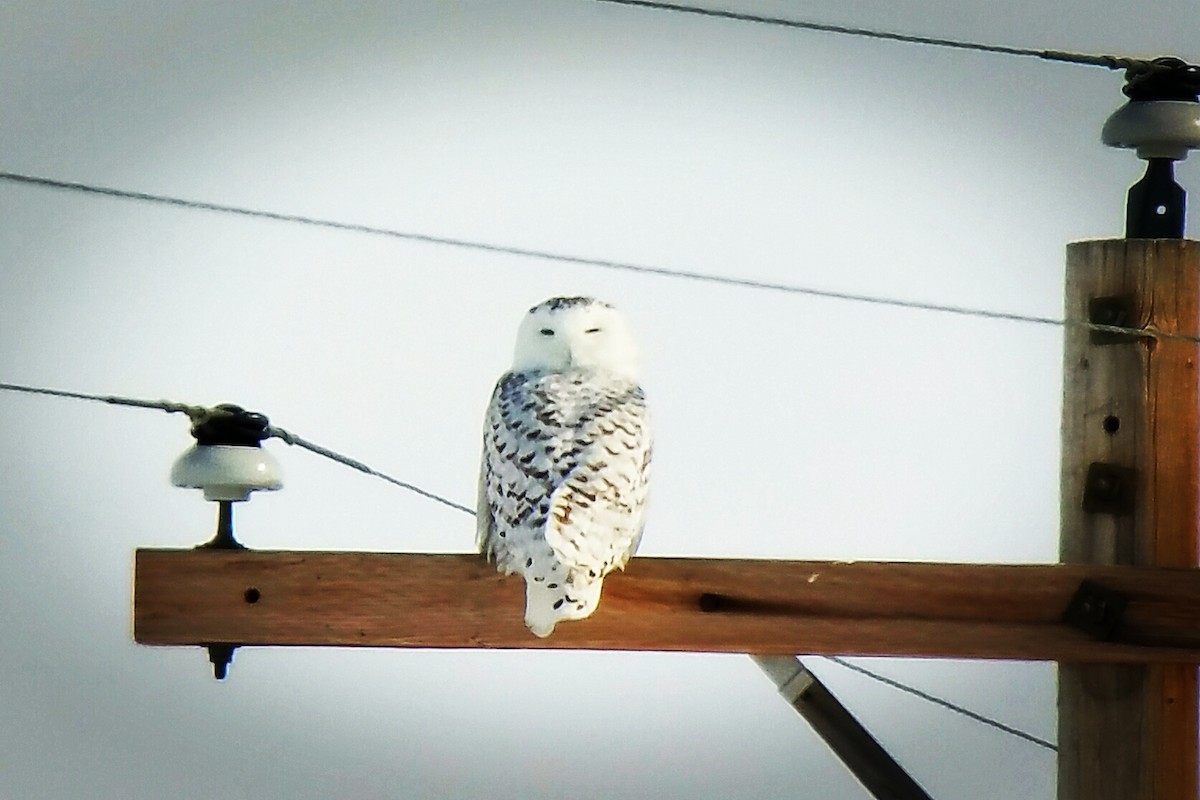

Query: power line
[[590, 0, 1159, 72], [0, 376, 1061, 750], [824, 656, 1057, 752], [0, 382, 208, 418], [0, 7, 1155, 764], [0, 381, 471, 515], [2, 170, 1195, 344], [268, 425, 475, 515]]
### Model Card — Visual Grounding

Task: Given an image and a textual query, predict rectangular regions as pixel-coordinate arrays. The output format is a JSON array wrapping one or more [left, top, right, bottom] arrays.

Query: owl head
[[511, 296, 640, 380]]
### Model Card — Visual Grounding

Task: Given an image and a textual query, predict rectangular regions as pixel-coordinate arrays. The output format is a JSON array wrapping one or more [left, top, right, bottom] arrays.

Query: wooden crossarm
[[133, 550, 1200, 662]]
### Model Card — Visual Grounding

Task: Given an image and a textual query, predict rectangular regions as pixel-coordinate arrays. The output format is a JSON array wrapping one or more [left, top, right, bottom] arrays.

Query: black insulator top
[[1124, 57, 1200, 102], [191, 404, 271, 447]]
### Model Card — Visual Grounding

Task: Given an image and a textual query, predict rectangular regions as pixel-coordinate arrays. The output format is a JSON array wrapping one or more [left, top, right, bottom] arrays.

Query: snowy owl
[[478, 296, 652, 637]]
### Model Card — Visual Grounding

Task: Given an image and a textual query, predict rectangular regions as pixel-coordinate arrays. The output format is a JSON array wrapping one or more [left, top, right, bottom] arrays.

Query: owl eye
[[584, 327, 601, 334], [539, 328, 554, 336]]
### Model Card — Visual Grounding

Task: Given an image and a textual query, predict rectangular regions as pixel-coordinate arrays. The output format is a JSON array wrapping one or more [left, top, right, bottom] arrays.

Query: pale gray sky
[[1, 1, 1197, 798]]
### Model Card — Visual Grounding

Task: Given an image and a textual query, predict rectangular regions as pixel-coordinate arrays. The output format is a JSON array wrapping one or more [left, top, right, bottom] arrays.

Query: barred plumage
[[478, 297, 652, 637]]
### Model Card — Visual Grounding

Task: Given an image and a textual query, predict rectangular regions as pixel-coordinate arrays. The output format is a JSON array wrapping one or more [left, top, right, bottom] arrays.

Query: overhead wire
[[0, 7, 1160, 755], [267, 424, 475, 515], [589, 0, 1164, 73], [824, 656, 1057, 752], [0, 381, 209, 419], [1, 376, 1062, 752], [0, 381, 472, 515], [0, 171, 1193, 344], [598, 2, 1096, 753]]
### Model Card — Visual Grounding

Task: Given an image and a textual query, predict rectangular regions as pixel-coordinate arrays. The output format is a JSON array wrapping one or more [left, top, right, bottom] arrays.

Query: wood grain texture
[[1059, 239, 1200, 800], [134, 550, 1200, 661]]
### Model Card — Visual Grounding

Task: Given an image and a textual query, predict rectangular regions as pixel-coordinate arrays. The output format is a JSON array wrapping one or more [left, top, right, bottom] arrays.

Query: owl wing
[[476, 380, 507, 564], [544, 388, 651, 579], [476, 449, 497, 559]]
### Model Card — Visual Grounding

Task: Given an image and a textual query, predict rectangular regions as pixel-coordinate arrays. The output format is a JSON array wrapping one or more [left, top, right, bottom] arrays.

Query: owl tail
[[522, 578, 605, 638]]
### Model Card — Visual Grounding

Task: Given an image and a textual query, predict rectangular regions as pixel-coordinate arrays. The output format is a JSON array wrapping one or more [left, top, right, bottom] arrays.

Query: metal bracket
[[196, 500, 246, 550], [205, 643, 239, 680], [1088, 295, 1139, 344], [1126, 158, 1186, 238], [1063, 580, 1129, 641], [1082, 462, 1137, 515], [197, 501, 246, 679]]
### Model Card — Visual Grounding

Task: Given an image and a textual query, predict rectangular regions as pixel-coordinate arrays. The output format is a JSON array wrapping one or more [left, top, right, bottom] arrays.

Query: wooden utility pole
[[1059, 239, 1200, 800]]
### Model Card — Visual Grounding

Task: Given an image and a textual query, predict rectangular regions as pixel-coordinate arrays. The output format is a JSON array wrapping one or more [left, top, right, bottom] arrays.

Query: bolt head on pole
[[170, 444, 283, 501]]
